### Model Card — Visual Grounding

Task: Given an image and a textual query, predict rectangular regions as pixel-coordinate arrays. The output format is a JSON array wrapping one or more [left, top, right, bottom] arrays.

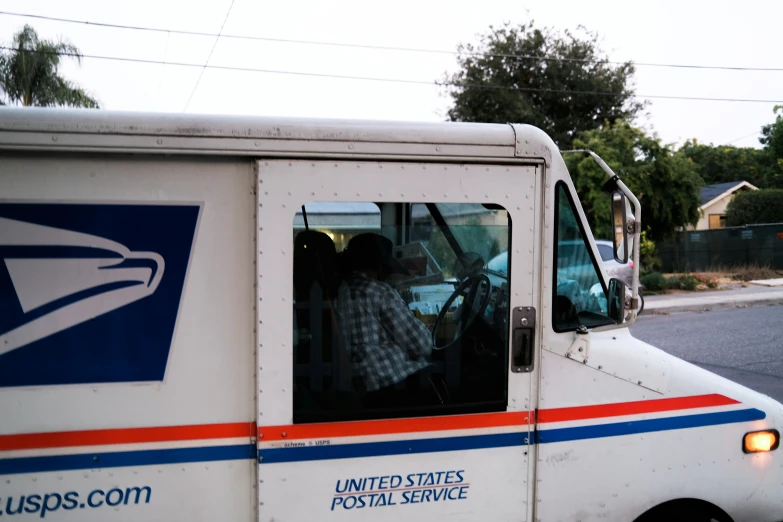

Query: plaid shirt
[[335, 272, 432, 391]]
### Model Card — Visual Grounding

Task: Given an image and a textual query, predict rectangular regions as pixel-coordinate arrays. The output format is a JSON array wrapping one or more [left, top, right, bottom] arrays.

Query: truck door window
[[293, 201, 511, 423], [553, 183, 615, 332]]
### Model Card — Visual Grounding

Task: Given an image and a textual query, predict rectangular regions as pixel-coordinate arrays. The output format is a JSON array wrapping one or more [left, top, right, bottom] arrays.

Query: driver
[[335, 233, 442, 408]]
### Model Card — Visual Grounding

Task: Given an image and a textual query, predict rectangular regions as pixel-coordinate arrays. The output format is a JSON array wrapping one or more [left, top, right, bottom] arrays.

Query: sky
[[1, 0, 782, 149]]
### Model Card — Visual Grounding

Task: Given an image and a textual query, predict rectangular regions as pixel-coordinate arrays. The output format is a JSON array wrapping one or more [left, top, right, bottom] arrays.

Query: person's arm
[[379, 288, 433, 360]]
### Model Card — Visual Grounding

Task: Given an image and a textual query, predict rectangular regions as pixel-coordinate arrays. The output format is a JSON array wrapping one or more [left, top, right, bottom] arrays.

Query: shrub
[[640, 272, 666, 291], [666, 274, 698, 291], [639, 230, 662, 274], [678, 275, 698, 291], [725, 189, 783, 226]]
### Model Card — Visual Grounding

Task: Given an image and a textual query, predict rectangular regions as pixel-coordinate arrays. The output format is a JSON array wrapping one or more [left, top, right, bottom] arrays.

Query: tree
[[679, 140, 773, 188], [760, 105, 783, 187], [0, 25, 99, 108], [680, 106, 783, 190], [565, 120, 702, 242], [444, 22, 643, 147], [725, 189, 783, 226]]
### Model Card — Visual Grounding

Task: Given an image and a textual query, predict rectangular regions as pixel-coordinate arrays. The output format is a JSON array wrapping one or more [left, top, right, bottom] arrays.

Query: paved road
[[630, 304, 783, 402]]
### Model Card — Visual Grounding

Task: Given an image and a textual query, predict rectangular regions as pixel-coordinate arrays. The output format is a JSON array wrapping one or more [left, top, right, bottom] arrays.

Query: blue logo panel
[[0, 203, 201, 387]]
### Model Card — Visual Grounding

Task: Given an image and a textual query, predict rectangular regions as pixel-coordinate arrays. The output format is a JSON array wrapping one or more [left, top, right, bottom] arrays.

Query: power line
[[2, 46, 783, 104], [182, 0, 235, 112], [727, 131, 761, 144], [3, 10, 783, 73]]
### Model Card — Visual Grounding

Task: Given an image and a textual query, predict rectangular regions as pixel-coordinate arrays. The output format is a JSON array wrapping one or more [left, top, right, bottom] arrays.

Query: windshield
[[409, 203, 509, 280], [552, 183, 615, 331]]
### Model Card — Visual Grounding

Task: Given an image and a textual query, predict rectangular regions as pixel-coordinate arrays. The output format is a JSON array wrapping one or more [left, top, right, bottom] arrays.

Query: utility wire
[[182, 0, 235, 112], [2, 46, 783, 104], [3, 10, 783, 73], [727, 131, 761, 144]]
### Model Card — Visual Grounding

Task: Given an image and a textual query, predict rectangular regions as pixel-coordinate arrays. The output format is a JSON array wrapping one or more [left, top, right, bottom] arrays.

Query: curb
[[642, 296, 783, 315]]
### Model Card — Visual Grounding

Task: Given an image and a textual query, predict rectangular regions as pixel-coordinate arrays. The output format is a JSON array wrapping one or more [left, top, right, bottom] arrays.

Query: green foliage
[[760, 105, 783, 187], [0, 25, 99, 108], [725, 189, 783, 226], [680, 106, 783, 191], [666, 274, 698, 291], [679, 140, 774, 188], [565, 120, 702, 242], [639, 230, 661, 273], [445, 21, 643, 147], [640, 272, 666, 291], [556, 185, 581, 241], [664, 276, 680, 290]]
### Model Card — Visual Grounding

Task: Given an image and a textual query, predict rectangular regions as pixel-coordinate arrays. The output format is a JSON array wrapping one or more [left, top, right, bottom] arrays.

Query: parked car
[[486, 240, 631, 287], [486, 240, 644, 314], [595, 239, 633, 287], [594, 239, 644, 314]]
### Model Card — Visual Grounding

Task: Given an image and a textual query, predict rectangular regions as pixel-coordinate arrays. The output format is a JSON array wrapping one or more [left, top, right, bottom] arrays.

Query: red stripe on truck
[[0, 422, 256, 451], [258, 411, 532, 441], [537, 394, 739, 423], [0, 395, 739, 451], [258, 394, 738, 441]]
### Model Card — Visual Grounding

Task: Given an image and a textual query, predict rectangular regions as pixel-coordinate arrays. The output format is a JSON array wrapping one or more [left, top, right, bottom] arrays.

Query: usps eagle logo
[[0, 217, 165, 355], [0, 203, 200, 387]]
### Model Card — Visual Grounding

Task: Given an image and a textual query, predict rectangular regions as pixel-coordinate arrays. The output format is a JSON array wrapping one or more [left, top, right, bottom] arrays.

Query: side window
[[553, 184, 615, 332], [293, 201, 511, 423]]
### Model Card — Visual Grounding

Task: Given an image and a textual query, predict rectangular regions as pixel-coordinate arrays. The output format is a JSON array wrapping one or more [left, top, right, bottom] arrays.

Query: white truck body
[[0, 108, 780, 522]]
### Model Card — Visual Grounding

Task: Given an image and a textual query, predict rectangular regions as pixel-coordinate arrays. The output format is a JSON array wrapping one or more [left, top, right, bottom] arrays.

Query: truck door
[[255, 160, 540, 522]]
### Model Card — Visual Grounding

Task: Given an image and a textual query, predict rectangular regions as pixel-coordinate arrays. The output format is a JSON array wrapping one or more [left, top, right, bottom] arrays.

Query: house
[[691, 181, 758, 230]]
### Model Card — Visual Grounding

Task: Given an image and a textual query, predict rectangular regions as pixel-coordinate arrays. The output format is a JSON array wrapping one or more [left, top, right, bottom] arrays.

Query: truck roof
[[0, 107, 554, 163]]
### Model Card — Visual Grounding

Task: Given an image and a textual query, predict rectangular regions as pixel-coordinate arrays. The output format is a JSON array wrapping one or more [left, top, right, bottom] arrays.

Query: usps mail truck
[[0, 108, 781, 522]]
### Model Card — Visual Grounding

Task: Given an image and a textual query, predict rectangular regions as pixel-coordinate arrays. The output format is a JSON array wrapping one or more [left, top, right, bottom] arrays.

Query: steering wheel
[[432, 273, 493, 350]]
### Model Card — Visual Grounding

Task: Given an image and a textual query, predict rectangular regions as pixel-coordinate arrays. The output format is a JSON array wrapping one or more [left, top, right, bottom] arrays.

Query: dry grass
[[704, 263, 783, 282], [646, 263, 782, 294], [660, 264, 783, 291], [661, 272, 721, 291]]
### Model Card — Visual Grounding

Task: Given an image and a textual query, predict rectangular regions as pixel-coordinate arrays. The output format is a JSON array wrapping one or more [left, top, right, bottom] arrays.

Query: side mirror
[[611, 192, 629, 263], [606, 278, 627, 323]]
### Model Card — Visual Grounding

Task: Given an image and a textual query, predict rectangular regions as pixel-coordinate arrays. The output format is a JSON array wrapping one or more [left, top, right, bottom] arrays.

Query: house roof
[[700, 181, 758, 208]]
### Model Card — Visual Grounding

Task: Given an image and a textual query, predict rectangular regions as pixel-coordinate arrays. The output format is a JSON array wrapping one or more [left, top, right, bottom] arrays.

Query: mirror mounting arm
[[561, 149, 642, 326], [566, 326, 590, 363], [602, 174, 622, 194]]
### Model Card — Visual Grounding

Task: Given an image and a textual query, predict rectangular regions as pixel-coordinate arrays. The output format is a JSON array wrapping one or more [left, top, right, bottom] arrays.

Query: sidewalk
[[642, 284, 783, 314]]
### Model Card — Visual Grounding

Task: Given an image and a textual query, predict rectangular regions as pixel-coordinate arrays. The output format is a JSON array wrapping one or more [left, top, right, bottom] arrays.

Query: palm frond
[[0, 24, 98, 108]]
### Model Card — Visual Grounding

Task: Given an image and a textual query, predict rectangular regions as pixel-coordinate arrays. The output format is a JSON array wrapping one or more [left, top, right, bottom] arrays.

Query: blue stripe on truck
[[258, 408, 766, 463], [537, 408, 766, 444], [258, 432, 527, 464], [0, 444, 256, 475]]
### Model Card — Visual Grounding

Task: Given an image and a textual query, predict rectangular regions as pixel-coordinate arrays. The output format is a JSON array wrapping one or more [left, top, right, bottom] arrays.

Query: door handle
[[512, 306, 536, 373]]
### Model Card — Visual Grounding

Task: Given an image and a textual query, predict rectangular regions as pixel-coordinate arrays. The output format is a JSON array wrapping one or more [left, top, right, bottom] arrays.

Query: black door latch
[[512, 306, 536, 373]]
